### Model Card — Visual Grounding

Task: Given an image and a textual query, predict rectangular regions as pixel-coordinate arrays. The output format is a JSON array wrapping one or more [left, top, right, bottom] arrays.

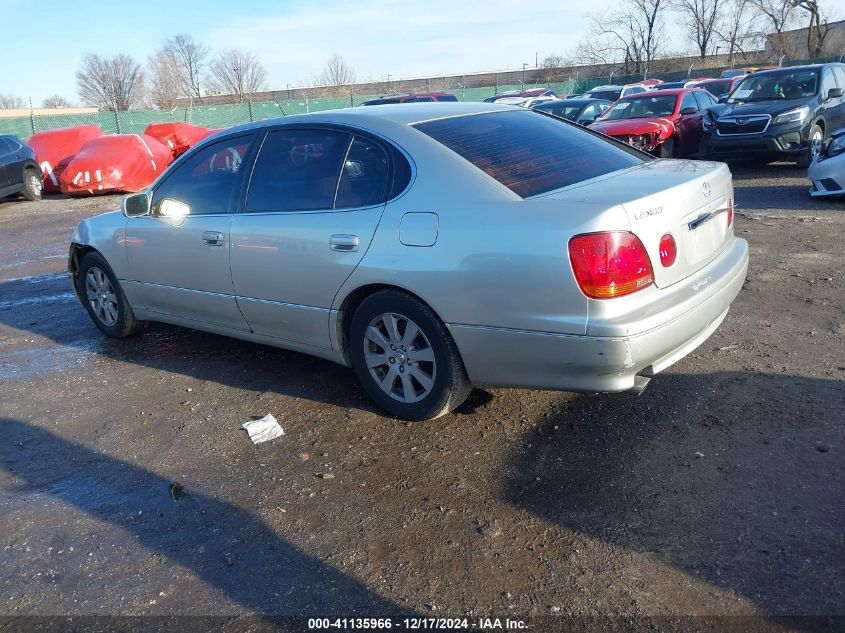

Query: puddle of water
[[1, 272, 68, 284], [0, 293, 76, 310]]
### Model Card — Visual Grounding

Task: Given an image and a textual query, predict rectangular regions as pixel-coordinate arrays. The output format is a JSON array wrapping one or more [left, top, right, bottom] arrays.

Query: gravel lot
[[0, 164, 843, 631]]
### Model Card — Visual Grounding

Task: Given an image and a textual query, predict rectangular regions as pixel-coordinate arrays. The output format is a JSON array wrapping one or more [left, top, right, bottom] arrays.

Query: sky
[[0, 0, 630, 105]]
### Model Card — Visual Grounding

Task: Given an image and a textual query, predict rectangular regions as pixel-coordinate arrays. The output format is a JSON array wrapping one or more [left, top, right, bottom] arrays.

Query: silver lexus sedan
[[69, 103, 748, 421]]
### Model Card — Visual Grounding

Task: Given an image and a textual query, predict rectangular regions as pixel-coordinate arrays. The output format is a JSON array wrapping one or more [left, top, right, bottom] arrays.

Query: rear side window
[[336, 137, 390, 209], [0, 137, 13, 153], [246, 129, 351, 212], [436, 94, 458, 102], [415, 110, 644, 198]]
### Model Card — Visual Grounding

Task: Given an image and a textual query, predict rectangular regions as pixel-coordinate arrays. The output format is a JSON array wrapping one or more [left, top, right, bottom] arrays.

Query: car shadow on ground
[[0, 274, 493, 415], [1, 417, 415, 617], [503, 370, 844, 624]]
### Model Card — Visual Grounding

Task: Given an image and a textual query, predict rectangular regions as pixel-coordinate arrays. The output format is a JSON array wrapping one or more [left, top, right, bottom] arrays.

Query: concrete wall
[[0, 107, 98, 119]]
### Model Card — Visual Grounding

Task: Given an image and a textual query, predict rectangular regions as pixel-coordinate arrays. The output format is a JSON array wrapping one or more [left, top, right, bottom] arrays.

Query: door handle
[[202, 231, 224, 246], [329, 234, 359, 252]]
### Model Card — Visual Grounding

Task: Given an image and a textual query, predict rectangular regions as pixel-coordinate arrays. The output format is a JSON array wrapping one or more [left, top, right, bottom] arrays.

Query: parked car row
[[522, 63, 845, 174]]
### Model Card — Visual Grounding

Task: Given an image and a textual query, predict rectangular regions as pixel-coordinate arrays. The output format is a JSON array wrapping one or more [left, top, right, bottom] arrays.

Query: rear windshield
[[414, 110, 645, 198], [699, 80, 731, 95], [587, 89, 622, 101]]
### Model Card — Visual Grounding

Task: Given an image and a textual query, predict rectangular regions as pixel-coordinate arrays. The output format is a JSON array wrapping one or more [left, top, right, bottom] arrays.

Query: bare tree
[[0, 94, 26, 109], [42, 95, 73, 108], [321, 54, 356, 87], [573, 0, 670, 76], [717, 0, 761, 66], [164, 34, 209, 102], [76, 53, 144, 110], [674, 0, 725, 58], [750, 0, 799, 58], [147, 47, 184, 109], [207, 49, 267, 102], [791, 0, 833, 58], [539, 54, 569, 82]]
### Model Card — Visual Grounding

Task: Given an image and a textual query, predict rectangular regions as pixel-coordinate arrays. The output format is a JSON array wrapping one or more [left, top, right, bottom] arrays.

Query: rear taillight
[[568, 231, 655, 299], [726, 198, 734, 228], [659, 233, 677, 267]]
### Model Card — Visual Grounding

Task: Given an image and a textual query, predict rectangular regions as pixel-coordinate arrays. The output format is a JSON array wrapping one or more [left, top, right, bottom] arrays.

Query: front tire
[[77, 251, 147, 338], [349, 290, 471, 421], [21, 168, 43, 201], [797, 124, 823, 168], [657, 137, 675, 158]]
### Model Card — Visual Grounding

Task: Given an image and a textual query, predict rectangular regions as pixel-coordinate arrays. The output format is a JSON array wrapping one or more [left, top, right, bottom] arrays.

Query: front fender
[[68, 210, 130, 280]]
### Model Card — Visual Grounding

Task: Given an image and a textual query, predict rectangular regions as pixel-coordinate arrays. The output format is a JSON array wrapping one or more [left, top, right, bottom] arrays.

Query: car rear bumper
[[448, 237, 749, 392]]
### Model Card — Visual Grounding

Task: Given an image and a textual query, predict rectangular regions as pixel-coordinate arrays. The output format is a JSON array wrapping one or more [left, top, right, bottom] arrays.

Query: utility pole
[[522, 63, 527, 87]]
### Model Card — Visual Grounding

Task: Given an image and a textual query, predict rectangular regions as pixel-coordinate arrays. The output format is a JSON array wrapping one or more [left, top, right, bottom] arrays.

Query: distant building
[[0, 107, 98, 119], [765, 19, 845, 60]]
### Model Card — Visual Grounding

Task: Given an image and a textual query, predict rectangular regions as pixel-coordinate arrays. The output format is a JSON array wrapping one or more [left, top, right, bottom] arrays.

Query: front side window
[[153, 135, 253, 215], [246, 129, 351, 212], [602, 95, 679, 120], [680, 92, 698, 112], [693, 90, 716, 110], [821, 68, 837, 96], [415, 110, 644, 198]]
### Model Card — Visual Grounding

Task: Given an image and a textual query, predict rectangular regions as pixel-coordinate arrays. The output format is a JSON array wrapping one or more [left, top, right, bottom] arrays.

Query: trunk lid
[[539, 159, 734, 288]]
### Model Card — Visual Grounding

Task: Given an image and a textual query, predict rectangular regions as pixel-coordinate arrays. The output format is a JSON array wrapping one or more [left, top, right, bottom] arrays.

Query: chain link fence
[[1, 59, 833, 141]]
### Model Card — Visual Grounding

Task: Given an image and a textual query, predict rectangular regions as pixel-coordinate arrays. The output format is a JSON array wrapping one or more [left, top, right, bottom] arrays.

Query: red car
[[589, 88, 717, 158]]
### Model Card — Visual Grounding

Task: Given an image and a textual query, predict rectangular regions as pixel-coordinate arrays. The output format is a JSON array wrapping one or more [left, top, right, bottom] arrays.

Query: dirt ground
[[0, 164, 843, 632]]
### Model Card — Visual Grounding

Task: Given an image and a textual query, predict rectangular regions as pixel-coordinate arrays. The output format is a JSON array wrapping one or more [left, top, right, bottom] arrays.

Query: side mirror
[[122, 192, 150, 217], [827, 88, 844, 100], [718, 94, 728, 103], [159, 198, 191, 219], [680, 106, 697, 115]]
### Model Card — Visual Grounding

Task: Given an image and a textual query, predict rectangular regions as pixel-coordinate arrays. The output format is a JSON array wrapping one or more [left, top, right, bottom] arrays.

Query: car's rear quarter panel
[[335, 127, 633, 337]]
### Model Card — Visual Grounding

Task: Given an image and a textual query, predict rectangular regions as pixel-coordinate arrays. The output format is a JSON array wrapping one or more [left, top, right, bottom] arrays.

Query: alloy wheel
[[28, 173, 42, 197], [85, 267, 118, 327], [364, 312, 436, 403]]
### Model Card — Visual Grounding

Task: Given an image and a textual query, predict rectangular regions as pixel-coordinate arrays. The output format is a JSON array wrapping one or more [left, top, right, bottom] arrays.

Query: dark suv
[[0, 134, 42, 201], [700, 63, 845, 166]]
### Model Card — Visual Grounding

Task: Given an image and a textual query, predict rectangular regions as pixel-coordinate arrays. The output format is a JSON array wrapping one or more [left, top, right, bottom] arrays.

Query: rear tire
[[77, 251, 147, 338], [21, 168, 42, 201], [657, 137, 675, 158], [797, 124, 823, 168], [349, 290, 471, 421]]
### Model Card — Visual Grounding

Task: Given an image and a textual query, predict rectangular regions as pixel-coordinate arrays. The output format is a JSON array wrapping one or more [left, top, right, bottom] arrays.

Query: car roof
[[224, 102, 519, 134], [619, 88, 687, 98], [535, 98, 607, 106], [752, 64, 836, 76]]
